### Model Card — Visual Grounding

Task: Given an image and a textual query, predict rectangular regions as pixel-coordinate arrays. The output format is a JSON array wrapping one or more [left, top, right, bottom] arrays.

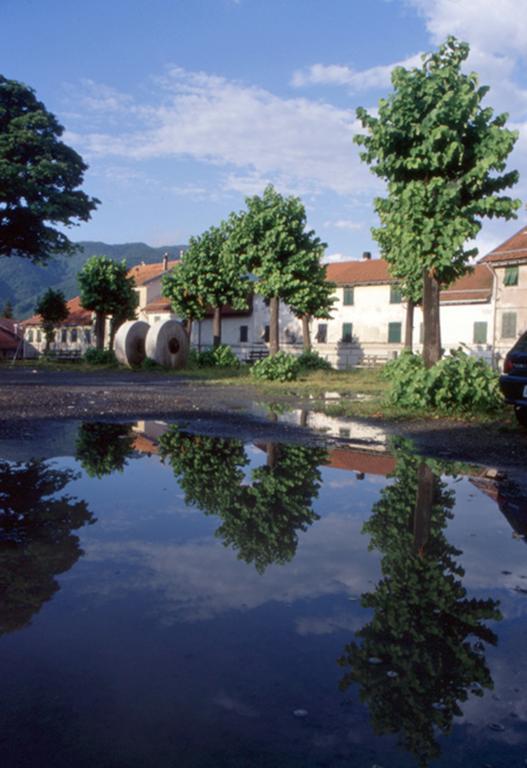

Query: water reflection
[[339, 440, 502, 766], [75, 422, 137, 478], [0, 459, 94, 637], [158, 426, 327, 572]]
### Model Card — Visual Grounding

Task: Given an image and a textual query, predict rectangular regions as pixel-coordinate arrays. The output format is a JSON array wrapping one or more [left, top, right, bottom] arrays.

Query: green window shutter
[[502, 312, 517, 339], [390, 285, 402, 303], [503, 266, 519, 286], [342, 323, 353, 342], [316, 323, 327, 343], [343, 286, 354, 305], [388, 322, 401, 343], [473, 322, 487, 344]]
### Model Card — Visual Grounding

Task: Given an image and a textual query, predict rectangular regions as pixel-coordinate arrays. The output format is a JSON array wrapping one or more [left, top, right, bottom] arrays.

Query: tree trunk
[[266, 441, 279, 469], [269, 296, 279, 354], [404, 299, 415, 351], [212, 307, 221, 348], [185, 318, 193, 338], [302, 315, 311, 352], [95, 311, 106, 350], [422, 270, 441, 368], [413, 462, 435, 556]]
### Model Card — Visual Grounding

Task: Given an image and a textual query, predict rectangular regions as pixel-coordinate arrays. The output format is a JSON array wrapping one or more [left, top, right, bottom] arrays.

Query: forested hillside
[[0, 242, 186, 318]]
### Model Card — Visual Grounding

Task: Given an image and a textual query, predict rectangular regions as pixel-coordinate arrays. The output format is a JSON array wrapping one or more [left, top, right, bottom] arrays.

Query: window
[[61, 329, 67, 343], [388, 322, 402, 343], [316, 323, 327, 343], [84, 330, 91, 344], [504, 266, 519, 286], [419, 323, 424, 344], [263, 325, 270, 343], [390, 285, 402, 303], [27, 330, 34, 342], [473, 322, 487, 344], [339, 428, 351, 438], [502, 312, 517, 339], [343, 286, 354, 306], [70, 328, 78, 343], [36, 330, 41, 343], [154, 316, 160, 323], [342, 322, 353, 343], [240, 325, 248, 343]]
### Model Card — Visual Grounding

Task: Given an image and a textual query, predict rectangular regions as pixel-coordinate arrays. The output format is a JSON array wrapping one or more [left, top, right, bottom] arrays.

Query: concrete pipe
[[114, 320, 150, 367], [145, 320, 189, 369]]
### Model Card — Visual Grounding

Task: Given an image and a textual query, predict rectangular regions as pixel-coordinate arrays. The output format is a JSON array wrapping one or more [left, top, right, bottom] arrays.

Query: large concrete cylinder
[[114, 320, 150, 367], [145, 320, 189, 369]]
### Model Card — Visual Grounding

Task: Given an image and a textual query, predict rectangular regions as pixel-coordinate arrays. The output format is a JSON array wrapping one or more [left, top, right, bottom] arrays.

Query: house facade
[[0, 319, 23, 360], [23, 297, 94, 358]]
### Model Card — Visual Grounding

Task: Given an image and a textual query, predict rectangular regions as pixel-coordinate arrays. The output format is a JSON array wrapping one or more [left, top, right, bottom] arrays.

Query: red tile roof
[[0, 326, 20, 351], [328, 447, 396, 476], [481, 225, 527, 264], [439, 264, 492, 303], [23, 296, 93, 327], [127, 260, 179, 286], [325, 259, 392, 285]]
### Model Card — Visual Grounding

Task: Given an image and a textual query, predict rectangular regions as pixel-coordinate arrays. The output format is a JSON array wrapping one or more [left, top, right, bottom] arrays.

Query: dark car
[[500, 331, 527, 425]]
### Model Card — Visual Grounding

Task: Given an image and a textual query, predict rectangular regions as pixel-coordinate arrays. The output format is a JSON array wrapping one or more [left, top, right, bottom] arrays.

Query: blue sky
[[1, 0, 526, 260]]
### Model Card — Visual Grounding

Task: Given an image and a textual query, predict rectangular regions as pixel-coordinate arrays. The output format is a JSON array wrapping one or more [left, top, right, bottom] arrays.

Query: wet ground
[[2, 411, 527, 767]]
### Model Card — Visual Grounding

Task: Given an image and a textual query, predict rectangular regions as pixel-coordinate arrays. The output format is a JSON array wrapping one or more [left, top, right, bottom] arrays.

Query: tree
[[1, 300, 13, 318], [339, 440, 501, 765], [355, 37, 520, 367], [34, 288, 69, 354], [78, 255, 138, 349], [0, 75, 99, 262], [285, 256, 335, 351], [163, 217, 249, 347], [232, 185, 327, 354], [0, 459, 93, 637], [75, 422, 137, 478]]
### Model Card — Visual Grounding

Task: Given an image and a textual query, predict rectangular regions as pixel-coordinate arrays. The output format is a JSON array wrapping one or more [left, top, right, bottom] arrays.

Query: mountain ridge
[[0, 241, 186, 319]]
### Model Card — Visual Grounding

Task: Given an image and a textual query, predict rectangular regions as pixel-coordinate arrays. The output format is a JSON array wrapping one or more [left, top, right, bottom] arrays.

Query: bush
[[296, 349, 332, 371], [142, 356, 161, 370], [382, 349, 501, 414], [250, 351, 300, 382], [188, 344, 240, 368], [83, 348, 117, 366]]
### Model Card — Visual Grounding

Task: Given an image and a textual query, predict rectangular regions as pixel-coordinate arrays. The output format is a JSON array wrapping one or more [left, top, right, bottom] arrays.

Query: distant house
[[22, 297, 93, 358], [481, 226, 527, 358], [0, 319, 23, 359]]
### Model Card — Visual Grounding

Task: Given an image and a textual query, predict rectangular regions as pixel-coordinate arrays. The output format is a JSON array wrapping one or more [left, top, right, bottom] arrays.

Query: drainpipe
[[484, 262, 498, 370]]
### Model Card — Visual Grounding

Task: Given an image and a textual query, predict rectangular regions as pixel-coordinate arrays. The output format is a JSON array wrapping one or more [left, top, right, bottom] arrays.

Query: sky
[[1, 0, 526, 261]]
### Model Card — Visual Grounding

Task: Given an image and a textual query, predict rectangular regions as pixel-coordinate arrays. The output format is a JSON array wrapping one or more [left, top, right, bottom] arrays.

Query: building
[[0, 318, 23, 360], [23, 297, 94, 358]]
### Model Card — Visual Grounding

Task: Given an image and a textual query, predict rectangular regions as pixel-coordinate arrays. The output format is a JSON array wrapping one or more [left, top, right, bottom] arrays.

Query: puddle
[[1, 420, 527, 767]]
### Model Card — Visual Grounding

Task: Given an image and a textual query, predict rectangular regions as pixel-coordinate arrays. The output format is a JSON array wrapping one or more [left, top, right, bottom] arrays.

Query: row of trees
[[162, 185, 335, 353]]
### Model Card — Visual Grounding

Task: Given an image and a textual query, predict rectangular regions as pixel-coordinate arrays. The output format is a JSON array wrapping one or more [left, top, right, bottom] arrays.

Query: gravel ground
[[1, 367, 526, 472]]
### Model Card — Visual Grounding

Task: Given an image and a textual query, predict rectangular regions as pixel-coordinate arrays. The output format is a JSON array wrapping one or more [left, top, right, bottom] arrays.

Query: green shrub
[[188, 344, 240, 368], [83, 348, 117, 366], [141, 356, 161, 370], [382, 349, 501, 414], [250, 351, 300, 382], [297, 349, 332, 371]]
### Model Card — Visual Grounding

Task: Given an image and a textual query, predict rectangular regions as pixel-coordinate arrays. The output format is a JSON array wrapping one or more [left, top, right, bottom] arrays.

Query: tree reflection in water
[[159, 427, 326, 572], [338, 440, 502, 767], [0, 459, 94, 637], [75, 422, 137, 478]]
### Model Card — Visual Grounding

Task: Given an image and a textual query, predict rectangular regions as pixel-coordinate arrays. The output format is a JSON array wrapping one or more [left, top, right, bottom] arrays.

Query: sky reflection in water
[[1, 420, 527, 767]]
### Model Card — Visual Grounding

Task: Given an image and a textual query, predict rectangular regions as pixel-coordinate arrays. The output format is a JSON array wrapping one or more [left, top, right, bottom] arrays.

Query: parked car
[[500, 331, 527, 425]]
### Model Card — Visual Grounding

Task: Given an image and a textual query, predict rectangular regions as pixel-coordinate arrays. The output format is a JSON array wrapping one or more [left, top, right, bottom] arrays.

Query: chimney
[[163, 252, 169, 271], [362, 251, 372, 260]]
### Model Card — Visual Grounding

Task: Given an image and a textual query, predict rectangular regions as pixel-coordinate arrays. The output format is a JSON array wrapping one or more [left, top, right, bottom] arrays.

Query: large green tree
[[163, 217, 249, 347], [0, 75, 98, 262], [232, 185, 328, 354], [78, 255, 138, 349], [339, 441, 501, 765], [355, 37, 520, 366], [75, 422, 137, 479], [35, 287, 69, 354], [285, 257, 335, 351]]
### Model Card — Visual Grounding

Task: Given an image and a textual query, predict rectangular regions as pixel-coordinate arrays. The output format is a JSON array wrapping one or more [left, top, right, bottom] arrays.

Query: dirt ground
[[1, 367, 526, 473]]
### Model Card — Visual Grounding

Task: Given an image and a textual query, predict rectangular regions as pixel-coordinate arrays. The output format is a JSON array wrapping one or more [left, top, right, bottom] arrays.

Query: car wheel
[[514, 406, 527, 427]]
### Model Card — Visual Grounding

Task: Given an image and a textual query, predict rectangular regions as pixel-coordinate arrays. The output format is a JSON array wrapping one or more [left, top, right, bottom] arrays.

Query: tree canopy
[[0, 75, 99, 262], [355, 37, 520, 364], [35, 287, 69, 353], [78, 255, 138, 349]]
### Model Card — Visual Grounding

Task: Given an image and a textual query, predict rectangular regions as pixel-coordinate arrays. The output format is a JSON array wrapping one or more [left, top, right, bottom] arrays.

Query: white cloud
[[291, 53, 423, 92], [65, 67, 374, 197], [323, 219, 364, 231]]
